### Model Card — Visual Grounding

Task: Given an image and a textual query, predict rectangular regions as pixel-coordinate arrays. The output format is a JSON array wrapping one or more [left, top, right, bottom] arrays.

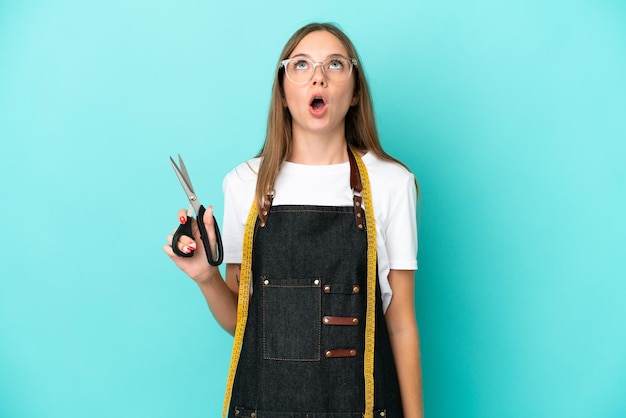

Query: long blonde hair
[[255, 22, 416, 213]]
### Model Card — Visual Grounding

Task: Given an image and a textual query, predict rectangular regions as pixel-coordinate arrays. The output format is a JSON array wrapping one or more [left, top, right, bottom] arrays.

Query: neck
[[287, 130, 348, 165]]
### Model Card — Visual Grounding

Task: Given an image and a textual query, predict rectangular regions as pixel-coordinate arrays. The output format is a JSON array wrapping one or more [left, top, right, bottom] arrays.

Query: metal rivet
[[356, 212, 361, 218], [260, 222, 266, 227], [235, 408, 240, 415], [314, 279, 320, 286], [263, 279, 269, 285], [325, 350, 332, 358], [352, 318, 359, 324], [262, 210, 268, 216], [358, 224, 364, 230], [251, 413, 256, 418], [323, 317, 330, 324], [355, 201, 361, 206], [380, 412, 386, 417], [352, 285, 360, 294], [350, 349, 357, 356], [323, 285, 331, 293]]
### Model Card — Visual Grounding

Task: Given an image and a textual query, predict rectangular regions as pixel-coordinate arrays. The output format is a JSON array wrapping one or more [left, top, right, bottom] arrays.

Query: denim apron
[[227, 151, 403, 417]]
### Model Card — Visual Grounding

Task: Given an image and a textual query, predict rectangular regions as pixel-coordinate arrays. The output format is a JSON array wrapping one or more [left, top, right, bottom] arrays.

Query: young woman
[[165, 22, 423, 418]]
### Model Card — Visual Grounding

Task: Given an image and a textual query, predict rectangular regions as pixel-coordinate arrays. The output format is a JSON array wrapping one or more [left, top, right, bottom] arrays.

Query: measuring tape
[[351, 147, 377, 418], [221, 148, 378, 417], [221, 199, 257, 418]]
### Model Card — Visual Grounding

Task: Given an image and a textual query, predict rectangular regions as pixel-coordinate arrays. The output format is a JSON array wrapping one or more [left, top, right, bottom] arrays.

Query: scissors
[[170, 155, 223, 266]]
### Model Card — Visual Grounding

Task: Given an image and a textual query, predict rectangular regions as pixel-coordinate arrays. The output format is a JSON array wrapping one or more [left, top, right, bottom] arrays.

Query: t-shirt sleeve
[[222, 172, 245, 264], [384, 172, 418, 270], [221, 159, 260, 264]]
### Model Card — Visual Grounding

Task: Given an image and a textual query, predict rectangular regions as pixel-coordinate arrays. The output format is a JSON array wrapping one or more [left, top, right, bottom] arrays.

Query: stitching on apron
[[262, 277, 322, 361]]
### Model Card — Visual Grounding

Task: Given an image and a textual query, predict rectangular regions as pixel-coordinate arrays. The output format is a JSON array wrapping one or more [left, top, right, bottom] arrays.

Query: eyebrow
[[288, 53, 347, 60]]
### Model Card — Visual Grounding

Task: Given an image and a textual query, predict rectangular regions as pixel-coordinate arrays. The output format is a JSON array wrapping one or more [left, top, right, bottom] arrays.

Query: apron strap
[[259, 189, 273, 227], [347, 147, 365, 231]]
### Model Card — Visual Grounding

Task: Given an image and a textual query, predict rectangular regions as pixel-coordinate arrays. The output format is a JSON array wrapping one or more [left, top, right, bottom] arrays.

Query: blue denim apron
[[228, 155, 403, 417]]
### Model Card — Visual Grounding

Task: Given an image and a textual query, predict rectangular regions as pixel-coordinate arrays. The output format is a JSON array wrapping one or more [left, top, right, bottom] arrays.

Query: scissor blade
[[170, 156, 202, 215], [177, 154, 195, 193]]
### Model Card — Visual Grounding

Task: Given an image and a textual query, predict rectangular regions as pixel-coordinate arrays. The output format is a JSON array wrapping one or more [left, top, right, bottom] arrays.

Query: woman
[[165, 22, 423, 418]]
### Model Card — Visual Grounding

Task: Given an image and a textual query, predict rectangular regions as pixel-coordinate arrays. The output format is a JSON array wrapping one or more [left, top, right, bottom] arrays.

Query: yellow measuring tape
[[351, 148, 377, 418], [221, 148, 377, 417], [221, 199, 257, 418]]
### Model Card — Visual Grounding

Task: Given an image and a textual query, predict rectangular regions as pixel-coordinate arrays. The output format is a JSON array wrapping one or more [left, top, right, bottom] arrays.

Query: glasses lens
[[323, 57, 352, 81], [285, 59, 313, 84]]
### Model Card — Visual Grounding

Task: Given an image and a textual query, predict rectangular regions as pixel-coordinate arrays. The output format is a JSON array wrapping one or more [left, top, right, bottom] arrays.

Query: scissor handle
[[172, 218, 195, 258], [197, 205, 224, 266], [171, 206, 223, 266]]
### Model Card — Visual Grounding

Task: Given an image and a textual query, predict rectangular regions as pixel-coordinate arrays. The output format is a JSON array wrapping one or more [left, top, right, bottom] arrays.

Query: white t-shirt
[[222, 152, 418, 313]]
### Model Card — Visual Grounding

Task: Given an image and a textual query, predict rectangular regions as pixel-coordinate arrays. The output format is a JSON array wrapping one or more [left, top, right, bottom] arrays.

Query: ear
[[351, 94, 359, 106]]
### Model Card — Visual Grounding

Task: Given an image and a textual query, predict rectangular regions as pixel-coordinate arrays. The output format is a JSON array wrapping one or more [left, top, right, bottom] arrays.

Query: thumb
[[201, 205, 218, 254]]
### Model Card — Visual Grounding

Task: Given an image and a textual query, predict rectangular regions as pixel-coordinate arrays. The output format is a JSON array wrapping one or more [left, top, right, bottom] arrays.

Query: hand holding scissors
[[170, 155, 223, 266]]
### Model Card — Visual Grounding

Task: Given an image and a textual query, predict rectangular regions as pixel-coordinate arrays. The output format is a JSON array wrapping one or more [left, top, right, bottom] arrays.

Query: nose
[[311, 63, 326, 86]]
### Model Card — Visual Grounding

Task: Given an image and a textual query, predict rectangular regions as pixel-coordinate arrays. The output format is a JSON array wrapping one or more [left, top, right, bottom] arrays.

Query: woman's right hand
[[163, 206, 220, 284]]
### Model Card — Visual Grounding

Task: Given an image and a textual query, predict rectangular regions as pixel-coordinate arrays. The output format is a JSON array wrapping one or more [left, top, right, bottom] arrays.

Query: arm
[[385, 269, 424, 418], [164, 206, 241, 335], [195, 263, 241, 335]]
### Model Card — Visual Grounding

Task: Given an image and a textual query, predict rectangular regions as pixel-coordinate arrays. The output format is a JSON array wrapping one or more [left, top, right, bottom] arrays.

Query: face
[[282, 30, 357, 140]]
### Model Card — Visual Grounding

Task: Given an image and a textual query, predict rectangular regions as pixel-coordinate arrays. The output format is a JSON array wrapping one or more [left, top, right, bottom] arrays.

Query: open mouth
[[310, 96, 326, 110]]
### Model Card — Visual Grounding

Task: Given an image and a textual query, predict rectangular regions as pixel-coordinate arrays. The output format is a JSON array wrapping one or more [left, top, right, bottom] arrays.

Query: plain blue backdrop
[[1, 1, 625, 417]]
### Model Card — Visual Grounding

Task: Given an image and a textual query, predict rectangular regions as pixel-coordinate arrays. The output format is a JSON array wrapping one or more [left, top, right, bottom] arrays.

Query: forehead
[[290, 30, 349, 59]]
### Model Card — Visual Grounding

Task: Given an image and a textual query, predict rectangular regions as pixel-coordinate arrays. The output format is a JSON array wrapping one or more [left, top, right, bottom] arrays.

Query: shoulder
[[222, 157, 260, 211], [223, 157, 261, 190], [225, 157, 261, 182], [362, 152, 415, 194]]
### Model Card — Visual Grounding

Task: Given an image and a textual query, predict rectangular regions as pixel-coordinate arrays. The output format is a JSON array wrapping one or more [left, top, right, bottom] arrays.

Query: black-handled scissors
[[170, 155, 223, 266]]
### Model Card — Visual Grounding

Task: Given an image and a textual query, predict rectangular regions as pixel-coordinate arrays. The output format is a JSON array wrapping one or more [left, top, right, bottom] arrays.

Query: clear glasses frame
[[279, 55, 358, 84]]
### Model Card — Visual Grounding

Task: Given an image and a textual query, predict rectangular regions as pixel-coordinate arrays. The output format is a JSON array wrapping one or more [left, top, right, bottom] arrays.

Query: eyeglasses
[[280, 55, 358, 84]]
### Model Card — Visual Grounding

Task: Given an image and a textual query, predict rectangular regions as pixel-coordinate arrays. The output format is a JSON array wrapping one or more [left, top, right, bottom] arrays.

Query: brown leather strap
[[259, 190, 274, 227], [322, 284, 361, 294], [348, 148, 362, 193], [347, 148, 365, 231], [322, 316, 360, 326], [324, 348, 358, 358]]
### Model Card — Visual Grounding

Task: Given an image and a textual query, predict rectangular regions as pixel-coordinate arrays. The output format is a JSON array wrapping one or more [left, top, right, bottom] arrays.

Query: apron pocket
[[262, 276, 321, 361]]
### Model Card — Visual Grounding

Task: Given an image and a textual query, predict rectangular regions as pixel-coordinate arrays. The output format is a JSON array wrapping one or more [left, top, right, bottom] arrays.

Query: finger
[[166, 231, 197, 254], [163, 242, 186, 259], [202, 206, 218, 258], [163, 242, 195, 258], [163, 244, 177, 258], [176, 234, 197, 254], [177, 208, 189, 224]]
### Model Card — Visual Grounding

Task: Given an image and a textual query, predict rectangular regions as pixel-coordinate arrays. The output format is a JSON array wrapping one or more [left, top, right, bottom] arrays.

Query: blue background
[[1, 1, 625, 417]]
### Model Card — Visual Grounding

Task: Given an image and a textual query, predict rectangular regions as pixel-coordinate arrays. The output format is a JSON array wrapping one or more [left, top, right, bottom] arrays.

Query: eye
[[327, 58, 346, 71], [293, 59, 310, 71]]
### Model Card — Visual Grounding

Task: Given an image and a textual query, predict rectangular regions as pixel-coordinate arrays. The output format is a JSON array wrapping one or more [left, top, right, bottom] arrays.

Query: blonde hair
[[255, 22, 416, 213]]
